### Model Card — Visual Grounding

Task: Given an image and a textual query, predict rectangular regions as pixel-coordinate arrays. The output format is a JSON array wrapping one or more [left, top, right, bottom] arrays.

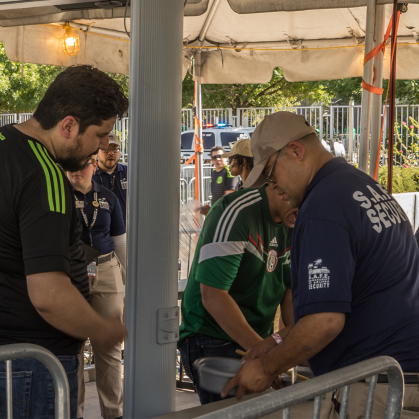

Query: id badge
[[87, 262, 96, 278], [75, 200, 84, 209]]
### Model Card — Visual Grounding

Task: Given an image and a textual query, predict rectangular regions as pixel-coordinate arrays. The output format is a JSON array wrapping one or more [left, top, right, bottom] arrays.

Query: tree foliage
[[182, 68, 332, 111], [183, 69, 419, 110], [0, 42, 129, 114]]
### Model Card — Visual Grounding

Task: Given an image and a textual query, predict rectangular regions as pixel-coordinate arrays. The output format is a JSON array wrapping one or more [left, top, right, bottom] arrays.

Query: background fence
[[6, 103, 419, 166]]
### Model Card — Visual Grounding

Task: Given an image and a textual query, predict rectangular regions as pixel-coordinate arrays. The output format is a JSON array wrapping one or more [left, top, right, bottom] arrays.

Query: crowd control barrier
[[0, 343, 70, 419]]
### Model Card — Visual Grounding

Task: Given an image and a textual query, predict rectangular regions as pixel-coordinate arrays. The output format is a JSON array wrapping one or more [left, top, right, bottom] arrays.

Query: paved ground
[[82, 382, 201, 419]]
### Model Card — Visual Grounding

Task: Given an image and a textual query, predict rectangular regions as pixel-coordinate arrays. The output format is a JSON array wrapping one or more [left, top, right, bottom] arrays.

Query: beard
[[99, 155, 118, 171], [57, 136, 99, 172]]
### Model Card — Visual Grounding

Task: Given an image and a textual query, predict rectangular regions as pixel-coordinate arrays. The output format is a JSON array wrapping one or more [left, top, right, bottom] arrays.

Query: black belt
[[96, 251, 115, 265], [361, 374, 419, 384]]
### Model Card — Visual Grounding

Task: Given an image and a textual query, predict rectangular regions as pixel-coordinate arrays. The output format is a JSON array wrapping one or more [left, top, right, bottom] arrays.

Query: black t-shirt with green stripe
[[0, 125, 89, 355], [210, 165, 237, 205]]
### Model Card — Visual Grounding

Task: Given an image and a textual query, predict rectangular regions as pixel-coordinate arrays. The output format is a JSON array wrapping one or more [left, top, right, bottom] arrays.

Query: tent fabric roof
[[0, 0, 419, 82]]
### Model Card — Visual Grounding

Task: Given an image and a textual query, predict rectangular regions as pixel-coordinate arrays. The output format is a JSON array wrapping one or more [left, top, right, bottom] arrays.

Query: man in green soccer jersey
[[178, 182, 297, 405]]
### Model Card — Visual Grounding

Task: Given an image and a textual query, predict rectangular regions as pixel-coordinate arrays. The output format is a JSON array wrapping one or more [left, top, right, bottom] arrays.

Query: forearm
[[28, 273, 115, 342], [203, 290, 262, 350], [260, 313, 345, 377]]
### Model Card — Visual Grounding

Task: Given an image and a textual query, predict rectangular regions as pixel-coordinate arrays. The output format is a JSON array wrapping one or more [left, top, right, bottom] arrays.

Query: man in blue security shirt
[[93, 133, 128, 225], [222, 112, 419, 417]]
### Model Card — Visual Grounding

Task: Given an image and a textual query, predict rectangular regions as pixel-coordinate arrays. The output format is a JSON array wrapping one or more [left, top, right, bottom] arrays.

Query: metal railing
[[6, 103, 419, 164], [0, 343, 70, 419], [237, 107, 275, 127], [195, 356, 403, 419]]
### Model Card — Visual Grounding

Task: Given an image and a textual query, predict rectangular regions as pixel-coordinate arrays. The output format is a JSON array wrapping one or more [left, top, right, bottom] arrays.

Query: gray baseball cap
[[243, 112, 316, 188], [108, 133, 119, 146]]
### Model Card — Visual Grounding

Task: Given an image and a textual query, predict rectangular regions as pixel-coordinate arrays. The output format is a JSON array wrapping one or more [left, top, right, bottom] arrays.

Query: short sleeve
[[293, 219, 357, 318], [224, 168, 237, 191], [195, 203, 248, 290], [17, 173, 71, 276], [110, 197, 126, 236]]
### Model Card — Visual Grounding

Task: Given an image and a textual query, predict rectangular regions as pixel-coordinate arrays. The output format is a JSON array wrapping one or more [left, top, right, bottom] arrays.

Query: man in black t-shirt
[[0, 65, 128, 419], [200, 146, 237, 215]]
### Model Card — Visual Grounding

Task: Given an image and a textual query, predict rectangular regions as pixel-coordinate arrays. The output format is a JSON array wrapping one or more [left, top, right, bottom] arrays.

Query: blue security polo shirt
[[93, 163, 128, 225], [292, 157, 419, 376], [74, 181, 125, 255]]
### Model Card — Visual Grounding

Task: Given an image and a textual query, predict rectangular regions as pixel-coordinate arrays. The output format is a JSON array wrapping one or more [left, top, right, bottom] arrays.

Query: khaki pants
[[78, 256, 124, 419], [322, 375, 419, 419]]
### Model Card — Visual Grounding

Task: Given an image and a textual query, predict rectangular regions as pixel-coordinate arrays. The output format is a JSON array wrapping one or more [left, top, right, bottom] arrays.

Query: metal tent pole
[[369, 5, 386, 178], [359, 0, 376, 173], [348, 100, 354, 162], [193, 54, 205, 205], [123, 1, 183, 418]]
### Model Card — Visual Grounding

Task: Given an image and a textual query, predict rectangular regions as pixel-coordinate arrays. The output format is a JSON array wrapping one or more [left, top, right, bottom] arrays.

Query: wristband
[[271, 332, 283, 344]]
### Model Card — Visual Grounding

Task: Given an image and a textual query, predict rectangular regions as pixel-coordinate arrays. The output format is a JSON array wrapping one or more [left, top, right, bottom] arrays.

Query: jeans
[[0, 355, 79, 419], [179, 334, 243, 405]]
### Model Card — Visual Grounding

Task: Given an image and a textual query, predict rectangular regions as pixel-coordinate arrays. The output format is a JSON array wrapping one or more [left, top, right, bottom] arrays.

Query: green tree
[[182, 68, 332, 112], [0, 42, 129, 113]]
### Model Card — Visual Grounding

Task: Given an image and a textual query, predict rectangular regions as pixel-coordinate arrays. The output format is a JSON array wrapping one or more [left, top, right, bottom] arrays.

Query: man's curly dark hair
[[33, 65, 129, 134]]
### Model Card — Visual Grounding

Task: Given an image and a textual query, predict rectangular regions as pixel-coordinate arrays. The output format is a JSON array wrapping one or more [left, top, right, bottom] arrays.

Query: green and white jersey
[[179, 186, 292, 345]]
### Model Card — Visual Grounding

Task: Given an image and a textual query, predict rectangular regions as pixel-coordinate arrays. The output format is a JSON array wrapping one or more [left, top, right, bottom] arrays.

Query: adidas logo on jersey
[[269, 237, 278, 247]]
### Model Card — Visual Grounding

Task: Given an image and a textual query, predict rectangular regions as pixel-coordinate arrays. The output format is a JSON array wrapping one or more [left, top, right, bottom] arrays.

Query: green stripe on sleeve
[[43, 148, 66, 214], [28, 140, 54, 212], [37, 143, 60, 213]]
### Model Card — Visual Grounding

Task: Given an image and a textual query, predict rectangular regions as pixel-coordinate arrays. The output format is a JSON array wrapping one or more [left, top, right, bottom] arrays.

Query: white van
[[180, 126, 255, 163]]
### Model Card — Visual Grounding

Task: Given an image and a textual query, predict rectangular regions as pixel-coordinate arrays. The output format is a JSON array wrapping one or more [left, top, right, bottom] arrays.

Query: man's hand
[[221, 358, 274, 400], [199, 205, 210, 216], [243, 336, 277, 363], [90, 316, 127, 352]]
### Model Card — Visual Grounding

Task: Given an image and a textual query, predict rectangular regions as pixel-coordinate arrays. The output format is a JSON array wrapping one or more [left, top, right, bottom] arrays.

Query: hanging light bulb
[[61, 22, 80, 56]]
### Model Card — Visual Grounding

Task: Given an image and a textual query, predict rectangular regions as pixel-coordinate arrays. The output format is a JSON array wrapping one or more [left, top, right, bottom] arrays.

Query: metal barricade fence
[[17, 113, 33, 123], [0, 343, 70, 419], [237, 107, 275, 128], [194, 356, 403, 419], [0, 114, 17, 126], [202, 108, 233, 126], [182, 109, 194, 131]]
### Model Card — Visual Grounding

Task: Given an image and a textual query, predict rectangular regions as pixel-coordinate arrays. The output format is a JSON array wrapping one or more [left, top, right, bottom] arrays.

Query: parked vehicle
[[180, 124, 255, 163]]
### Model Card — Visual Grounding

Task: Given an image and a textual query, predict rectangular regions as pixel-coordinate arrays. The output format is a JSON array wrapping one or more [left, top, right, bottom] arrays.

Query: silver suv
[[180, 125, 255, 163]]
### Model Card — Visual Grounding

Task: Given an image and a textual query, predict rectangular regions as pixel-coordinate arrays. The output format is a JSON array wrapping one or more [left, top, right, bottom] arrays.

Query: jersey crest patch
[[267, 250, 278, 273], [308, 259, 330, 290]]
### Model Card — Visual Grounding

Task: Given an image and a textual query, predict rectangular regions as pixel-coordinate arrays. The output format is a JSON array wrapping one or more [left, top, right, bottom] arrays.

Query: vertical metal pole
[[194, 54, 205, 205], [369, 5, 385, 178], [348, 101, 354, 161], [329, 106, 334, 140], [6, 360, 12, 419], [124, 1, 183, 417], [319, 105, 323, 140], [388, 0, 398, 193], [359, 0, 376, 173]]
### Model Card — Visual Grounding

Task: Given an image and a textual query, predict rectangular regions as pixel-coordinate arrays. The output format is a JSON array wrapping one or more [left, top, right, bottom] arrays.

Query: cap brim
[[243, 160, 267, 189]]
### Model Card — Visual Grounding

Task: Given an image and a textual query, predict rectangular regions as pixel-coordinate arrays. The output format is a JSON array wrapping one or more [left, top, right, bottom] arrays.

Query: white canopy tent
[[1, 0, 419, 82], [0, 0, 413, 417]]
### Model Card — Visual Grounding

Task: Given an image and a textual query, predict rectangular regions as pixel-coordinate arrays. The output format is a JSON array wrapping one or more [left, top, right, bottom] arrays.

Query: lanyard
[[75, 191, 99, 247], [98, 169, 117, 191]]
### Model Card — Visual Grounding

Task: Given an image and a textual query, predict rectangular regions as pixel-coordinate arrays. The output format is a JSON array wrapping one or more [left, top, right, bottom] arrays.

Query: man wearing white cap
[[223, 138, 254, 191], [222, 111, 419, 417]]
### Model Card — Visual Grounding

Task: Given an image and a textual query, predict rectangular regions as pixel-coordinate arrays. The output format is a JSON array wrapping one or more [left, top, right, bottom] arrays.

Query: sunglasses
[[211, 155, 223, 160], [265, 150, 281, 184], [104, 147, 120, 153]]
